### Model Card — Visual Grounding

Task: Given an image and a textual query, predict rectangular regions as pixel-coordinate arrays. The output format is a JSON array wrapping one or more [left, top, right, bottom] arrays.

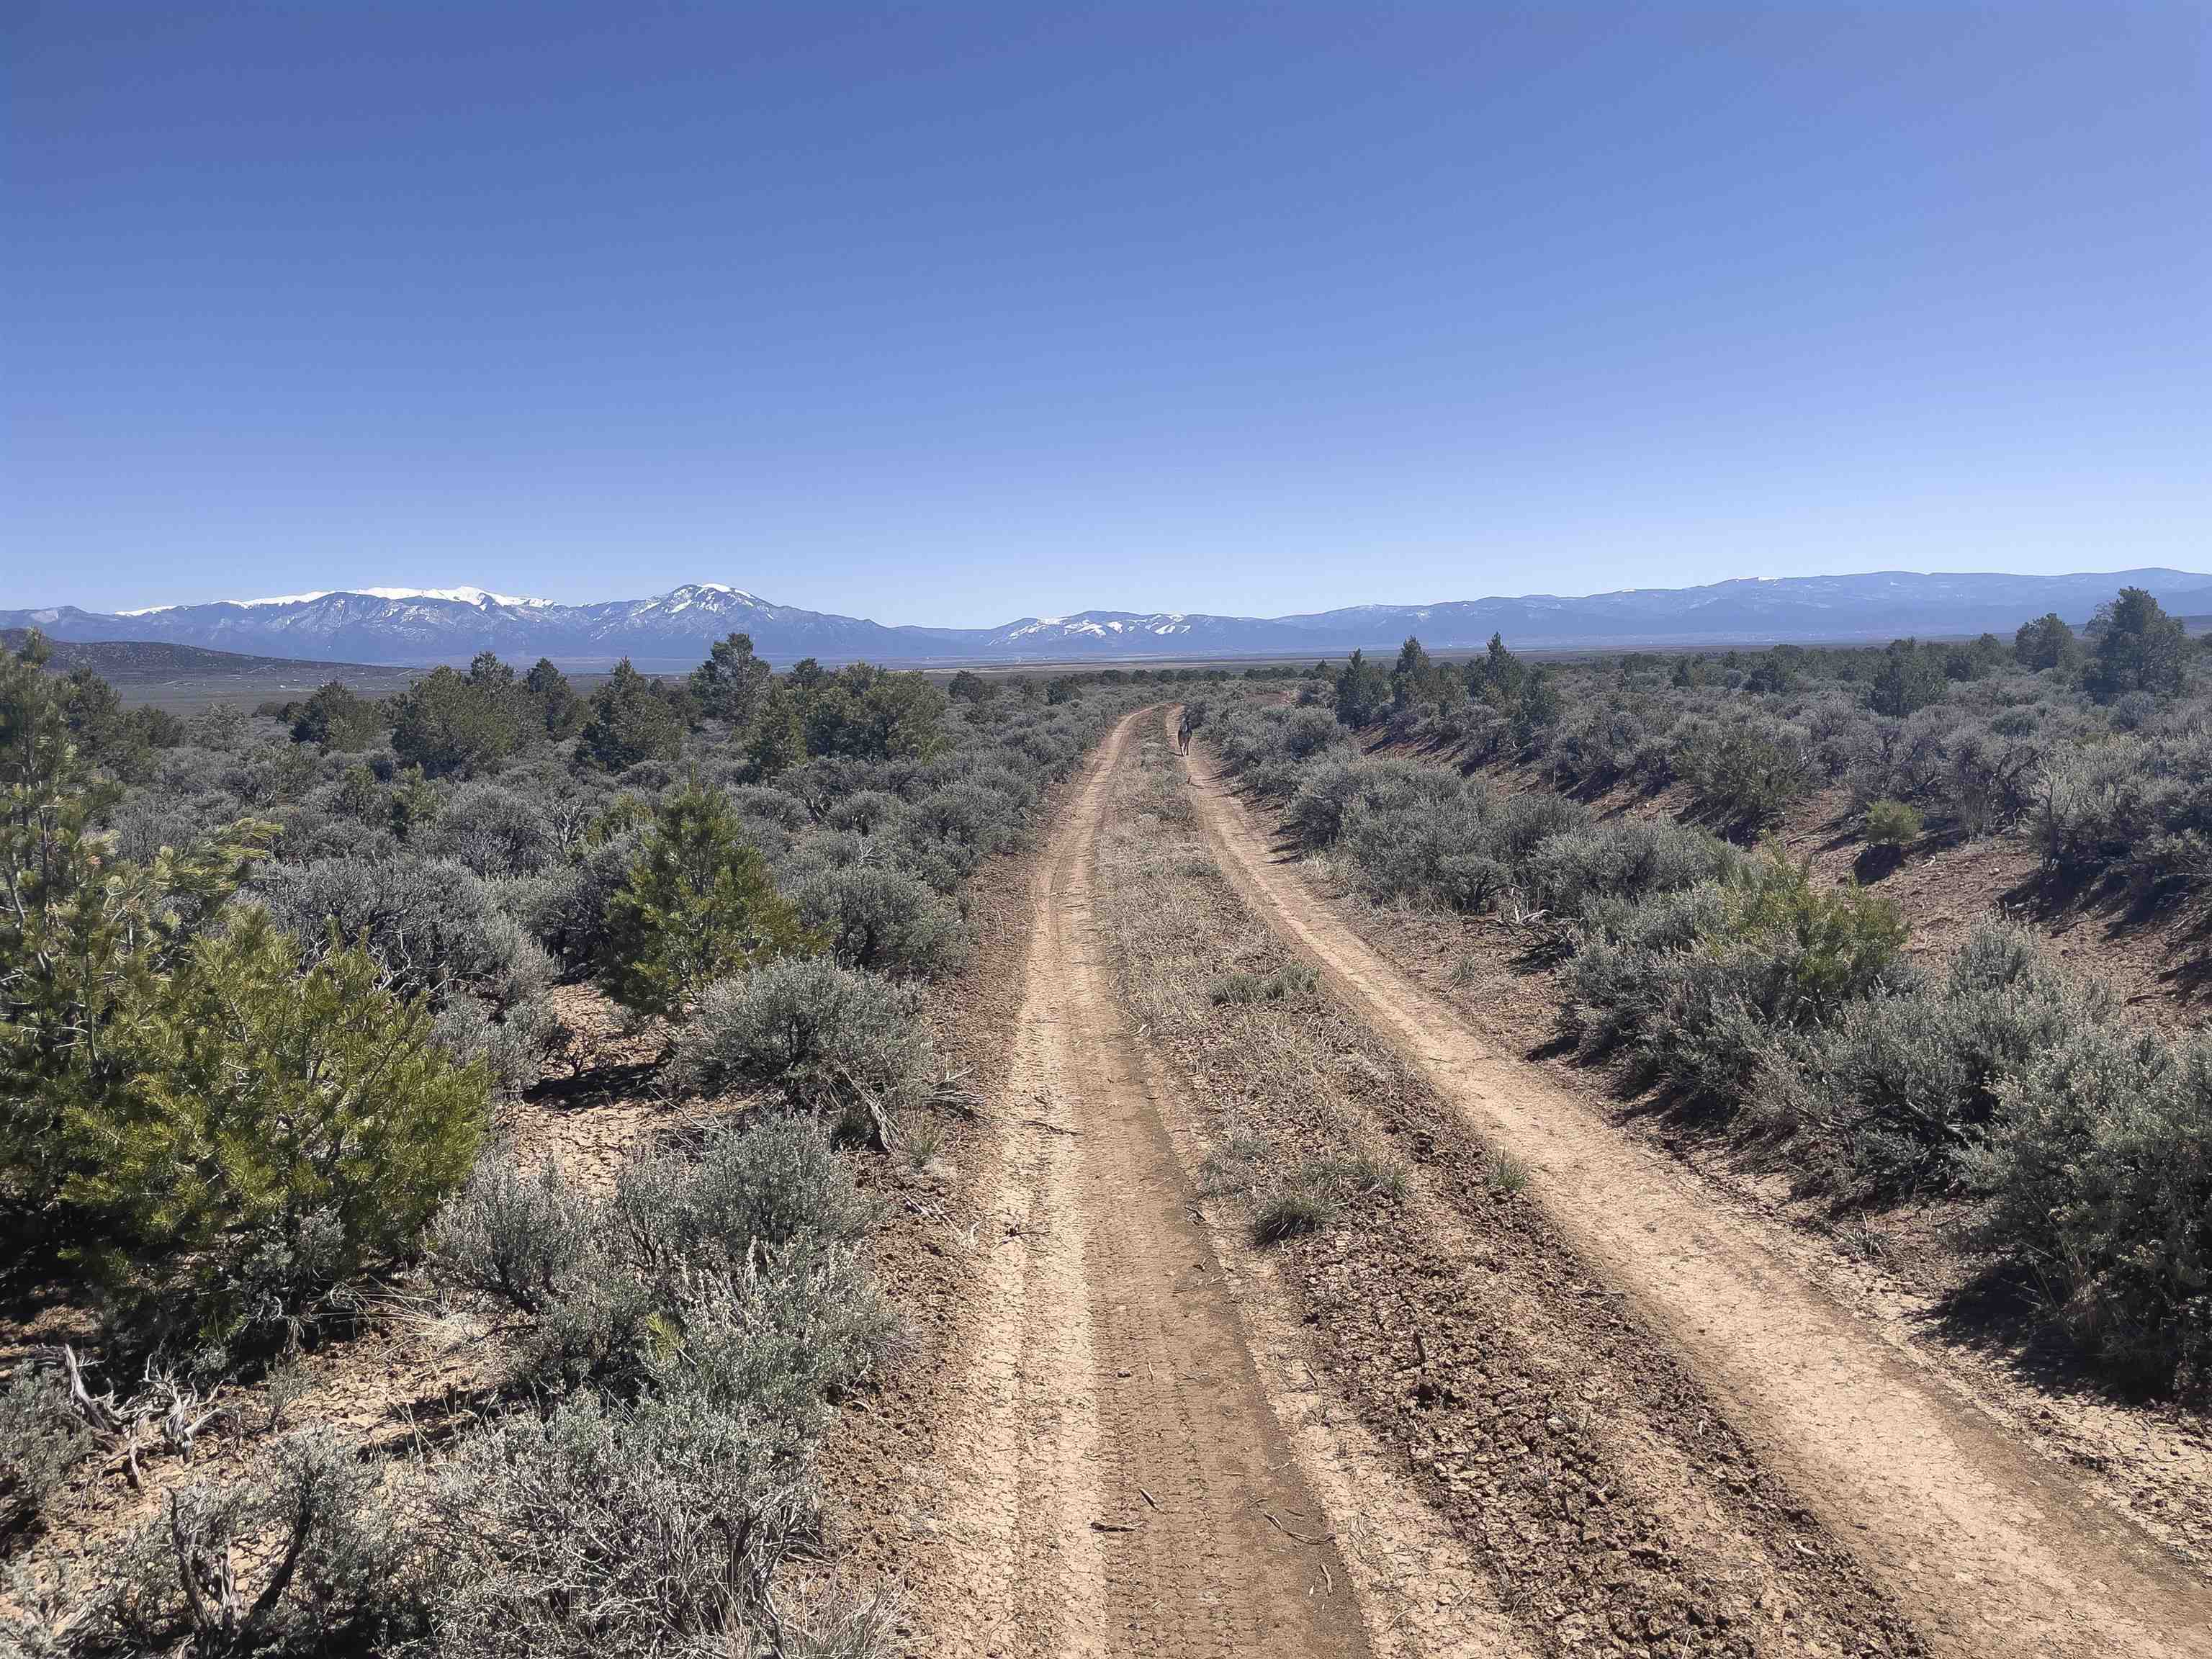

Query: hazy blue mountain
[[6, 569, 2208, 665]]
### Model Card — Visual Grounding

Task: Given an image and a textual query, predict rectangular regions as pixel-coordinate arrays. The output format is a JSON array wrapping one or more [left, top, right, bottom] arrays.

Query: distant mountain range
[[6, 571, 2209, 667]]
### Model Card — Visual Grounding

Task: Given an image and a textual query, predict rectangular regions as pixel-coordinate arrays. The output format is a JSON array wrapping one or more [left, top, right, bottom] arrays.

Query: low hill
[[1, 630, 418, 710]]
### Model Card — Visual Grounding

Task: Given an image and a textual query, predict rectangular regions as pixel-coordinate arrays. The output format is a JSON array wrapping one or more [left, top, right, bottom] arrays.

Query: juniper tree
[[2015, 611, 2079, 672], [577, 659, 683, 771], [2087, 587, 2190, 703], [289, 679, 381, 750], [744, 682, 808, 780], [688, 631, 773, 735], [392, 665, 526, 776], [797, 662, 948, 761], [1331, 649, 1391, 728], [524, 656, 583, 737]]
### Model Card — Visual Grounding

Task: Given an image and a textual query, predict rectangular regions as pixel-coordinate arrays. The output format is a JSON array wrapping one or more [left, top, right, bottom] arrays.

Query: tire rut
[[1187, 728, 2212, 1659], [927, 709, 1370, 1658]]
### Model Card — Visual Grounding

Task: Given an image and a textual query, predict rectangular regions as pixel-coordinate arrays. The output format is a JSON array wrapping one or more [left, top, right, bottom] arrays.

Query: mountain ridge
[[8, 569, 2209, 667]]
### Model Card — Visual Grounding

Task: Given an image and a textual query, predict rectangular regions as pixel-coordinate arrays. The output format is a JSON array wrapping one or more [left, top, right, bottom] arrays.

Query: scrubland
[[0, 631, 1178, 1655], [1210, 591, 2212, 1401]]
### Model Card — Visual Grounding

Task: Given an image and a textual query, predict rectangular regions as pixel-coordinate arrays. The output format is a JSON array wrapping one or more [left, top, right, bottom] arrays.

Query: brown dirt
[[886, 709, 1376, 1656], [1093, 725, 1529, 1658], [811, 768, 1068, 1635], [1098, 723, 1938, 1658], [1190, 725, 2212, 1659], [1302, 817, 2212, 1578]]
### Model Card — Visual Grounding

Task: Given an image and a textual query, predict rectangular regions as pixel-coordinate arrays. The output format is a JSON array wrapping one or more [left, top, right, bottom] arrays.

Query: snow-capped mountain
[[6, 570, 2211, 667], [120, 585, 553, 615]]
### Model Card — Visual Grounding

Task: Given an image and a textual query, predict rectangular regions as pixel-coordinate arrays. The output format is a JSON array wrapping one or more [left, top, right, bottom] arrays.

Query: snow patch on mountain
[[354, 586, 553, 607], [211, 586, 554, 609]]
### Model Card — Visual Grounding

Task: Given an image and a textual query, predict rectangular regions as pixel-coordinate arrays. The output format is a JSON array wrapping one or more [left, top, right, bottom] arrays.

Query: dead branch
[[51, 1344, 124, 1434], [1260, 1510, 1334, 1547]]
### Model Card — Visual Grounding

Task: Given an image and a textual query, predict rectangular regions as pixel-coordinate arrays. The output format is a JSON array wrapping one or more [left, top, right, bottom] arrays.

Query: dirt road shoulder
[[1187, 726, 2212, 1659]]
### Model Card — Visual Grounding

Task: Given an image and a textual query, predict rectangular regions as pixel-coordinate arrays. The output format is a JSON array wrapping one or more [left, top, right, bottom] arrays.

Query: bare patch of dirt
[[1094, 725, 1522, 1658]]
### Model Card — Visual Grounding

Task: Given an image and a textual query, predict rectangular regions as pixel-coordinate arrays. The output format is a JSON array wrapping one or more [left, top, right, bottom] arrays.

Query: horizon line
[[17, 560, 2212, 631]]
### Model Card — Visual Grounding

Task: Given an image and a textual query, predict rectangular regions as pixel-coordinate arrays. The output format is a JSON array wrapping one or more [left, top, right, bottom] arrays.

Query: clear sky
[[6, 4, 2207, 623]]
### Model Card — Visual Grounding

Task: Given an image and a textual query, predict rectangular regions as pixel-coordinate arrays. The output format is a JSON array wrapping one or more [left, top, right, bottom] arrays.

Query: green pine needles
[[67, 909, 490, 1344], [3, 632, 488, 1349], [598, 778, 815, 1017]]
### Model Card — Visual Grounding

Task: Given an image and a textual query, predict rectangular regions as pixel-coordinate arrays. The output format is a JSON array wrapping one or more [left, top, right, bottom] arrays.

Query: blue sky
[[6, 4, 2207, 623]]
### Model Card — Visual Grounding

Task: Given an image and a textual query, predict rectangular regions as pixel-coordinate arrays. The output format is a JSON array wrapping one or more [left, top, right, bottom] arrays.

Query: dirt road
[[927, 709, 1372, 1657], [1184, 724, 2212, 1659]]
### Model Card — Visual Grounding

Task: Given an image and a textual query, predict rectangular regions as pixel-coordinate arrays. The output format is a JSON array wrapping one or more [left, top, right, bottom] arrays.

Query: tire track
[[1186, 724, 2212, 1659], [927, 709, 1370, 1657]]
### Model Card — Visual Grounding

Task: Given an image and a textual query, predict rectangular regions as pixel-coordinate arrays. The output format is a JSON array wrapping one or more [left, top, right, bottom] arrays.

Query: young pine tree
[[0, 635, 269, 1214], [598, 780, 814, 1017], [65, 909, 489, 1341]]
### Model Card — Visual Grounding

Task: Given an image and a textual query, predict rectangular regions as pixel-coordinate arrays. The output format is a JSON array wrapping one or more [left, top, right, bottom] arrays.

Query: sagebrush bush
[[821, 789, 907, 836], [1671, 719, 1817, 832], [613, 1115, 878, 1280], [509, 1252, 662, 1397], [1969, 1025, 2212, 1393], [423, 781, 560, 878], [433, 1151, 596, 1314], [791, 862, 969, 980], [523, 831, 639, 969], [1340, 788, 1511, 914], [89, 1429, 425, 1656], [424, 1390, 893, 1659], [256, 854, 517, 1009], [1781, 921, 2095, 1199], [1, 1365, 89, 1539], [1282, 759, 1365, 850], [645, 1243, 896, 1421], [667, 959, 932, 1133], [503, 1122, 894, 1411], [1517, 820, 1736, 919], [431, 971, 562, 1100], [894, 782, 1022, 885], [1560, 856, 1908, 1107]]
